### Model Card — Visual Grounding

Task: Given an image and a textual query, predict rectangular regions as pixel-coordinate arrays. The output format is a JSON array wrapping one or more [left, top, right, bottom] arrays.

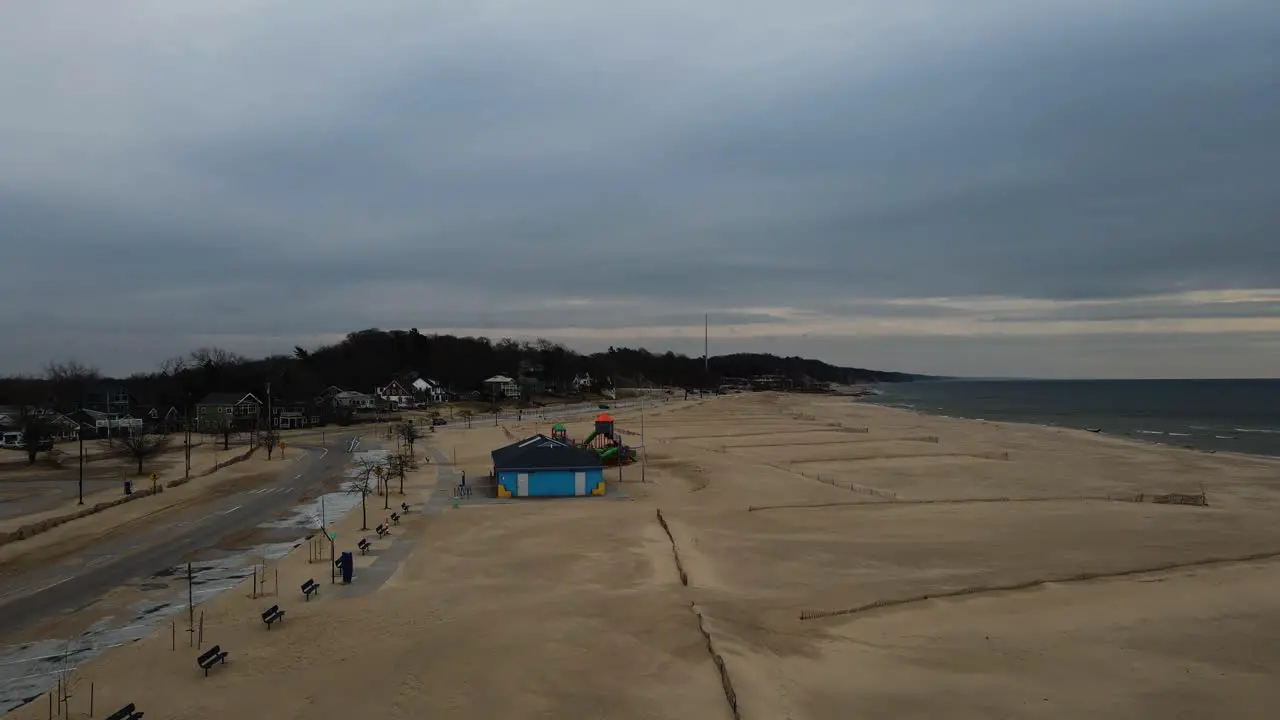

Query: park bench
[[261, 604, 285, 629], [400, 502, 410, 513], [301, 579, 319, 600], [105, 703, 143, 720], [390, 512, 400, 525], [375, 524, 390, 538], [197, 645, 229, 676], [358, 538, 371, 555]]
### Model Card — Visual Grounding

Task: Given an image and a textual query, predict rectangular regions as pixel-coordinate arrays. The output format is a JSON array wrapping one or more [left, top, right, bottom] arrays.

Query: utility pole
[[77, 397, 84, 505], [183, 393, 191, 482], [704, 313, 709, 394], [640, 396, 647, 483]]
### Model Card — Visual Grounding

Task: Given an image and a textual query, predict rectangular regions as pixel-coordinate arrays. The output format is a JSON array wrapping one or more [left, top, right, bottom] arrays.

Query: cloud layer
[[1, 1, 1278, 377]]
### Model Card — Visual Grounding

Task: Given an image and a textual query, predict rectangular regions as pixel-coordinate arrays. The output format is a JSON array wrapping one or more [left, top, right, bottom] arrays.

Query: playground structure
[[554, 416, 637, 465]]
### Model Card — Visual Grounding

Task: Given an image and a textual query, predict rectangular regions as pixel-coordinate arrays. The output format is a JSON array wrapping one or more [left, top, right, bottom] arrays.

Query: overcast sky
[[2, 1, 1278, 378]]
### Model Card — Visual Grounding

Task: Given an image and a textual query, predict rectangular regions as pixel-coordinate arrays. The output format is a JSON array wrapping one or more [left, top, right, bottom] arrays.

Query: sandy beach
[[7, 392, 1280, 719]]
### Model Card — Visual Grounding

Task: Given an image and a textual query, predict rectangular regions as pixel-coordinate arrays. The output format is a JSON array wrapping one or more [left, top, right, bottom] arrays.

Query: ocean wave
[[1234, 428, 1280, 434], [1136, 430, 1165, 435], [1167, 432, 1190, 437], [1216, 436, 1238, 440]]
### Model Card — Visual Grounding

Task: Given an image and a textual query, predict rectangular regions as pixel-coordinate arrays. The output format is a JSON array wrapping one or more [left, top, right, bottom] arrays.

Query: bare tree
[[349, 455, 384, 530], [209, 414, 235, 451], [386, 451, 418, 495], [18, 409, 53, 465], [398, 422, 421, 458], [261, 428, 280, 459], [157, 355, 189, 376], [189, 347, 246, 369], [459, 409, 474, 429], [43, 359, 100, 412], [114, 429, 171, 475], [44, 359, 100, 384]]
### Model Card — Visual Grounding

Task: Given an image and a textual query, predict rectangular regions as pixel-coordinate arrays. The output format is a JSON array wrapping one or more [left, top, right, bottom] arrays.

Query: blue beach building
[[491, 434, 606, 498]]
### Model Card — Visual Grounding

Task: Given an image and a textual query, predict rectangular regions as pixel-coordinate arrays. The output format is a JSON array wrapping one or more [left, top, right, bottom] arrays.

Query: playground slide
[[582, 431, 599, 447], [599, 446, 619, 461]]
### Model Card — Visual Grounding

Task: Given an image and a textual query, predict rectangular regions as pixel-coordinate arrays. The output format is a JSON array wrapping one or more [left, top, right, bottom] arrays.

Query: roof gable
[[491, 434, 603, 470]]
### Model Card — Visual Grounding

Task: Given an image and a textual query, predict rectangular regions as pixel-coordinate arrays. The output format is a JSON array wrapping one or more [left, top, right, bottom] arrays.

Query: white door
[[517, 473, 529, 497], [574, 472, 587, 496]]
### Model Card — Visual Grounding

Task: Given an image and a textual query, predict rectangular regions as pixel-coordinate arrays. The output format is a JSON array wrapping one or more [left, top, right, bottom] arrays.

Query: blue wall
[[496, 468, 605, 497]]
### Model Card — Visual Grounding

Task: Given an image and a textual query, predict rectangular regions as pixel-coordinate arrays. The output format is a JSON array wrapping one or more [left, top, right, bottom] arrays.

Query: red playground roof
[[596, 413, 614, 421]]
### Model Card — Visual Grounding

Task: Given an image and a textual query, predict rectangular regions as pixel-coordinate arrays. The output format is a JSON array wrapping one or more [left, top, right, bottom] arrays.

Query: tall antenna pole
[[704, 313, 709, 382]]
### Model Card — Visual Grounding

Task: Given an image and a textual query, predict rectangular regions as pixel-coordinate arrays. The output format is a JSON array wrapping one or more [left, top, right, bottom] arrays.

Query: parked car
[[432, 417, 448, 426], [598, 404, 610, 410]]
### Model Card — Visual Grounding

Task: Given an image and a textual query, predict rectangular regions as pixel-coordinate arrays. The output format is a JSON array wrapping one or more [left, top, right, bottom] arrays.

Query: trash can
[[338, 551, 354, 584], [123, 480, 133, 495]]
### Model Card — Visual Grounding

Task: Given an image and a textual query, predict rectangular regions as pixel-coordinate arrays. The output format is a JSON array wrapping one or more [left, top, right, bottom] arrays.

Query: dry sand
[[8, 394, 1280, 719]]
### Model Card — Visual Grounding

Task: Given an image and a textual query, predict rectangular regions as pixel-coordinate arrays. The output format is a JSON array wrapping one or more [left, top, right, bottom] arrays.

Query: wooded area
[[0, 329, 916, 411]]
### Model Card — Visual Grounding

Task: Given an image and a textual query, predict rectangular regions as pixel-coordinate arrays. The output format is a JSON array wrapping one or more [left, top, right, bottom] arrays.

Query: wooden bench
[[389, 512, 400, 526], [105, 703, 144, 720], [400, 502, 410, 513], [375, 524, 390, 538], [197, 645, 229, 676], [261, 605, 285, 629], [301, 579, 319, 601], [357, 538, 371, 555]]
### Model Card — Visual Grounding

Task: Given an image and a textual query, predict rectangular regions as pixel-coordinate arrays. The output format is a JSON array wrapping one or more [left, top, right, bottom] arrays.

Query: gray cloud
[[1, 0, 1278, 376]]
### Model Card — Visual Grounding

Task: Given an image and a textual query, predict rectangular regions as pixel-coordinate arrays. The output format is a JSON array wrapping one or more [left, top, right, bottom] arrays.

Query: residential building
[[483, 375, 519, 399], [0, 406, 81, 442], [375, 379, 416, 408], [194, 392, 263, 432], [332, 390, 376, 410], [572, 373, 594, 391], [411, 377, 449, 404], [270, 398, 319, 429]]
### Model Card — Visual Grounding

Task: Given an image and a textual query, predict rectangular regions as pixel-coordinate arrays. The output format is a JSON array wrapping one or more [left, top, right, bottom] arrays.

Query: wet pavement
[[0, 440, 368, 714]]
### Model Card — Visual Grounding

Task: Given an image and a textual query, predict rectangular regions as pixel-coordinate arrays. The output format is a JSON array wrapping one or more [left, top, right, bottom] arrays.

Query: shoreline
[[861, 395, 1280, 463]]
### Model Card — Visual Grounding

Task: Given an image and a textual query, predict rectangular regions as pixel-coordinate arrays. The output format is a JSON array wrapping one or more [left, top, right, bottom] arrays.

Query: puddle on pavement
[[0, 451, 378, 714]]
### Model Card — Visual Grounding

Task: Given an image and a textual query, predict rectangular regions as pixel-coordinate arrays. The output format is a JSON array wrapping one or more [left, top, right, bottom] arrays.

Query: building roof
[[196, 392, 260, 406], [596, 413, 614, 422], [491, 434, 603, 471], [484, 375, 515, 384]]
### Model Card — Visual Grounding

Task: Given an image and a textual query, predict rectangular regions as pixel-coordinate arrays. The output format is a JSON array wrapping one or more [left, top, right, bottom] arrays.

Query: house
[[194, 392, 263, 432], [571, 373, 594, 391], [410, 377, 449, 404], [65, 407, 144, 438], [483, 375, 520, 400], [270, 398, 319, 429], [375, 379, 416, 408], [332, 390, 376, 410], [133, 405, 183, 433], [490, 434, 606, 497], [0, 407, 81, 442]]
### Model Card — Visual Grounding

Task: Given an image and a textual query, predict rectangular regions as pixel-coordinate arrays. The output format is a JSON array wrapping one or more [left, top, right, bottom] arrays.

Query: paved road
[[0, 434, 357, 640]]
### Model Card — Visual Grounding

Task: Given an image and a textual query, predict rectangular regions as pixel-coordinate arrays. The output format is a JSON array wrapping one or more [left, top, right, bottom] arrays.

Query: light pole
[[77, 398, 84, 505], [640, 395, 647, 483]]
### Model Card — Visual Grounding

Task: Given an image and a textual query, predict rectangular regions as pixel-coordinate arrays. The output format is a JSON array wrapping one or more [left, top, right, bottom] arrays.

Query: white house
[[483, 375, 520, 399], [411, 377, 449, 404], [572, 373, 594, 391]]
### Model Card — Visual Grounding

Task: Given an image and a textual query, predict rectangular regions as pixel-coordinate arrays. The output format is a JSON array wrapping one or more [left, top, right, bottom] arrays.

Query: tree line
[[0, 328, 917, 413]]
